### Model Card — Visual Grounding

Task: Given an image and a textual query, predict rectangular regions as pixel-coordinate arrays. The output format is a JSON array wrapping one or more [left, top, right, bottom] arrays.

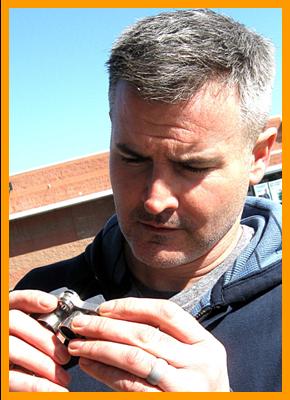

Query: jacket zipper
[[195, 306, 213, 322], [195, 304, 225, 324]]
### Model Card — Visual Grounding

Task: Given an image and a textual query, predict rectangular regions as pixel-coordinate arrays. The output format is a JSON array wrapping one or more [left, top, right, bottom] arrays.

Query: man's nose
[[143, 177, 179, 215]]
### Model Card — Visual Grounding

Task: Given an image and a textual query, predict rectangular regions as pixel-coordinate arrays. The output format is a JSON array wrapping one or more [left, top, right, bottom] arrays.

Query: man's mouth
[[139, 221, 179, 232]]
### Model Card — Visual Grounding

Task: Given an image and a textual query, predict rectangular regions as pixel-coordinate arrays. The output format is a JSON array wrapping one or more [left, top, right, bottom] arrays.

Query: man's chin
[[132, 247, 192, 269]]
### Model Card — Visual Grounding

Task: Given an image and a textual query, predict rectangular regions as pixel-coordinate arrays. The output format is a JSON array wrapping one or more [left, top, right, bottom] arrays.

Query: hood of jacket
[[191, 196, 282, 316]]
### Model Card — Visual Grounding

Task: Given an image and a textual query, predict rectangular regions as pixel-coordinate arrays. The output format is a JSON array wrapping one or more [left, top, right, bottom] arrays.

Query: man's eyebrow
[[115, 143, 222, 164], [175, 154, 222, 165], [115, 143, 149, 158]]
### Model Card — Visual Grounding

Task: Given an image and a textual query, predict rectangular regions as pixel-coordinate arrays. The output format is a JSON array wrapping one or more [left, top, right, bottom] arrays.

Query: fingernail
[[39, 296, 56, 309], [71, 315, 90, 328], [97, 300, 116, 315], [68, 340, 82, 351]]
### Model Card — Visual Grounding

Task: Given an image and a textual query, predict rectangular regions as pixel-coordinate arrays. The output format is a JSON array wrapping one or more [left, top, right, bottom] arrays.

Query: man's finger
[[9, 290, 57, 313], [79, 358, 161, 392], [71, 314, 194, 366], [98, 297, 211, 343], [9, 335, 70, 387], [69, 338, 177, 388], [10, 309, 70, 365], [9, 370, 69, 392]]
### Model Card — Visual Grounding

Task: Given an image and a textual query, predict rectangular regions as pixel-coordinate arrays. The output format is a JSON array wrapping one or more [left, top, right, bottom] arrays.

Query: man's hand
[[68, 297, 230, 392], [9, 290, 71, 392]]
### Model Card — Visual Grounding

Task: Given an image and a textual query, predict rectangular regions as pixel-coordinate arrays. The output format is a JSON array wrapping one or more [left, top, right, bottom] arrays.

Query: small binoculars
[[37, 288, 105, 341]]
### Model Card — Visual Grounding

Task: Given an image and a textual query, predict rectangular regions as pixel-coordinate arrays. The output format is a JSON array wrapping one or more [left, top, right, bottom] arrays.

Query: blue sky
[[9, 8, 282, 174]]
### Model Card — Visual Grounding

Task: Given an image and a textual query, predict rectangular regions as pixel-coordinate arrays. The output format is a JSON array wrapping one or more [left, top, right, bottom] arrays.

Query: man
[[9, 9, 281, 392]]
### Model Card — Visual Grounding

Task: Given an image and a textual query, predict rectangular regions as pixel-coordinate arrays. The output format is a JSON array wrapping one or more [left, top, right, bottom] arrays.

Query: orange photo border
[[1, 2, 287, 400]]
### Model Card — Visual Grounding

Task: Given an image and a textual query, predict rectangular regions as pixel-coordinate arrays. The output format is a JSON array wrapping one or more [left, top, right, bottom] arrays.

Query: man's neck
[[125, 223, 243, 292]]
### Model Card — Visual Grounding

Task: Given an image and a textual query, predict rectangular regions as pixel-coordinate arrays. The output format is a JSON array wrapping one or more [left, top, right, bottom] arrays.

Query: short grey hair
[[107, 9, 275, 141]]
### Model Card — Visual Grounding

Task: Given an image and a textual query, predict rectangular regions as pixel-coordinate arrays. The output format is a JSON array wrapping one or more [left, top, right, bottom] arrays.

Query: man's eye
[[121, 155, 145, 164], [181, 164, 209, 173]]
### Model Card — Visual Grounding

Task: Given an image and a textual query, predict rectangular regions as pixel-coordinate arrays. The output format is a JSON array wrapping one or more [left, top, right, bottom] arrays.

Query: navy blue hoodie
[[15, 196, 282, 392]]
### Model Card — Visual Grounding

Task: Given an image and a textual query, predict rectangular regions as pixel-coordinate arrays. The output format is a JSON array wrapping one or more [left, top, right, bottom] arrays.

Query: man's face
[[110, 81, 252, 269]]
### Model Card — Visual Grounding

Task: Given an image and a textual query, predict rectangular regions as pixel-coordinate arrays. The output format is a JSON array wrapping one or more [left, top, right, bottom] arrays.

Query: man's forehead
[[113, 80, 242, 133], [114, 80, 240, 109]]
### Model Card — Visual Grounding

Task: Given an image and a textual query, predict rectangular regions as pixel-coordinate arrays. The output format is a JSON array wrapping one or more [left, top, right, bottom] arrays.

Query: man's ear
[[249, 116, 281, 186]]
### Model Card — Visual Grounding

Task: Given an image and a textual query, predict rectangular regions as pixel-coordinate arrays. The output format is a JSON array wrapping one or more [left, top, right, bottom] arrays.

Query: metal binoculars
[[37, 288, 105, 341]]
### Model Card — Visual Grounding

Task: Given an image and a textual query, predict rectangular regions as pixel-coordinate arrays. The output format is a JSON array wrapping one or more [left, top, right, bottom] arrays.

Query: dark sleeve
[[13, 221, 125, 300], [14, 252, 103, 300]]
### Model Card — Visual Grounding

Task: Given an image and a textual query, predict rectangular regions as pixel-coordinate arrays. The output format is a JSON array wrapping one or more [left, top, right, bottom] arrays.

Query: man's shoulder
[[13, 215, 124, 296], [14, 253, 91, 293]]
